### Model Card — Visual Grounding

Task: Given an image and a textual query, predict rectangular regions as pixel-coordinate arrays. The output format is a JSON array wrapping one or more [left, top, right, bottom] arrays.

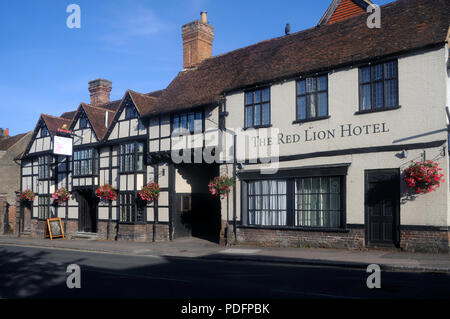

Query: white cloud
[[99, 4, 172, 48]]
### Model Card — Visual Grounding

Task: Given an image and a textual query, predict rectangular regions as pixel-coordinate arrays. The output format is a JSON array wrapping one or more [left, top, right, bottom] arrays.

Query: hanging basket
[[138, 182, 160, 203], [52, 187, 71, 205], [403, 160, 444, 195], [96, 184, 118, 202], [19, 189, 36, 202], [208, 176, 235, 199]]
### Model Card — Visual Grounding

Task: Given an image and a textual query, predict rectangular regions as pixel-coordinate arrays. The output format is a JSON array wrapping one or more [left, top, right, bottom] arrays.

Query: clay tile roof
[[0, 132, 30, 151], [41, 114, 73, 137], [128, 90, 159, 116], [60, 111, 77, 120], [79, 102, 120, 140], [151, 0, 450, 115]]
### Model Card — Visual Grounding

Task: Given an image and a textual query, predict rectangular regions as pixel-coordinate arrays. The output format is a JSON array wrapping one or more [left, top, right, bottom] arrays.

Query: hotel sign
[[252, 122, 390, 147]]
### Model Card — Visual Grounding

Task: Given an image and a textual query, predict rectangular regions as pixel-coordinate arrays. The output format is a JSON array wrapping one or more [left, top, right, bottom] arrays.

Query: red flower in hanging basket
[[138, 182, 160, 203], [403, 160, 444, 195], [19, 189, 36, 202], [51, 187, 71, 205], [208, 175, 235, 199], [96, 184, 118, 201]]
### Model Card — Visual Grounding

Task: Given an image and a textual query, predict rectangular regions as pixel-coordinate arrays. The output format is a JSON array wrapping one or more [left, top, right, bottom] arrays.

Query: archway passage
[[173, 164, 221, 243]]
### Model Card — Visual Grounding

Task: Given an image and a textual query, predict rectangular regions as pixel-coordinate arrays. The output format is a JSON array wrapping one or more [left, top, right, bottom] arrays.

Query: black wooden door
[[78, 191, 97, 233], [365, 169, 400, 247]]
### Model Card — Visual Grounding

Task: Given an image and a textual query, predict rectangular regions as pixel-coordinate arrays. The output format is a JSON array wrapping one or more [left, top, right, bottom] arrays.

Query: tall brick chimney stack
[[88, 79, 112, 106], [181, 12, 214, 69]]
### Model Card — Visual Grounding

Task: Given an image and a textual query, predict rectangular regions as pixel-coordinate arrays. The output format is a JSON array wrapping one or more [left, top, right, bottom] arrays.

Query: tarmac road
[[1, 244, 450, 299]]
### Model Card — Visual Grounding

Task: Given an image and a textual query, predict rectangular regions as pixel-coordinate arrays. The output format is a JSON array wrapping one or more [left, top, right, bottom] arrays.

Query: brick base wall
[[235, 226, 450, 253], [236, 227, 365, 249], [400, 229, 450, 253], [28, 219, 170, 243]]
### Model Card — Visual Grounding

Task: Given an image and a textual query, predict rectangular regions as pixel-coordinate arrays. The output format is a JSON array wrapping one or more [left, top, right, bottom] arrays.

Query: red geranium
[[96, 184, 118, 201], [403, 160, 444, 195], [139, 182, 160, 203], [19, 189, 36, 202], [208, 176, 235, 199], [52, 187, 71, 204]]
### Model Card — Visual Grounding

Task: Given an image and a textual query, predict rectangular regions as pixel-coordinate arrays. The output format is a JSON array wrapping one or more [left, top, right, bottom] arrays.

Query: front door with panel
[[365, 169, 400, 247]]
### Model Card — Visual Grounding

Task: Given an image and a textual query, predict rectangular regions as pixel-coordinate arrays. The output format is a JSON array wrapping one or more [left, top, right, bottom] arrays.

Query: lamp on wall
[[401, 150, 408, 159]]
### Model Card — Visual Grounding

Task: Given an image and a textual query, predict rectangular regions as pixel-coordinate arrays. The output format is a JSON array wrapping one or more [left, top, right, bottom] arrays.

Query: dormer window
[[125, 105, 138, 119]]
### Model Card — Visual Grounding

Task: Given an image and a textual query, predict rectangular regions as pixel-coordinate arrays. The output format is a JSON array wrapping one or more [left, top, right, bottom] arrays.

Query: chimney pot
[[88, 79, 112, 106], [200, 12, 207, 24]]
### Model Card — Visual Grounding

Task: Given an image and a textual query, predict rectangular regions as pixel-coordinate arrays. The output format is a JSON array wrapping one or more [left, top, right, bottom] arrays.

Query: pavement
[[0, 235, 449, 273]]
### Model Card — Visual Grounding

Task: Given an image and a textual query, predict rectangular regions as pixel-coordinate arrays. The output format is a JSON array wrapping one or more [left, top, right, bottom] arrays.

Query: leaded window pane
[[359, 61, 398, 111], [296, 75, 328, 121], [295, 176, 342, 228], [245, 88, 271, 128]]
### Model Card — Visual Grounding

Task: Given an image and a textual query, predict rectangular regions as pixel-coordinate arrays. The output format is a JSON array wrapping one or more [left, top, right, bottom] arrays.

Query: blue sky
[[0, 0, 392, 135]]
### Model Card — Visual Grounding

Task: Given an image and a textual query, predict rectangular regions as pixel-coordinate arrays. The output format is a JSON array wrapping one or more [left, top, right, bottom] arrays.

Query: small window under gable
[[41, 124, 49, 137], [125, 104, 138, 119], [79, 112, 89, 129]]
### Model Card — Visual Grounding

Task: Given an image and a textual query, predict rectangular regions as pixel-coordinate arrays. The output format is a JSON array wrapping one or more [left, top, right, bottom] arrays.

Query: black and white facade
[[19, 0, 450, 252]]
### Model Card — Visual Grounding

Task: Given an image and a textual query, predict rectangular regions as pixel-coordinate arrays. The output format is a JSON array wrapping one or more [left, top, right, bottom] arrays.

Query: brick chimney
[[181, 12, 214, 69], [88, 79, 112, 106]]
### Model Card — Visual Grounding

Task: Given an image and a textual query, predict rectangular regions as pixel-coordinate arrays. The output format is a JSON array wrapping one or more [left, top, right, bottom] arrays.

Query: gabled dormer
[[24, 114, 72, 155], [105, 90, 153, 141], [71, 104, 99, 146]]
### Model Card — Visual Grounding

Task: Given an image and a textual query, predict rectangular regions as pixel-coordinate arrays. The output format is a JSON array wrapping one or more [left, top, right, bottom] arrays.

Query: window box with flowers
[[403, 160, 445, 195], [52, 187, 71, 205], [19, 189, 36, 202], [96, 184, 118, 203], [138, 182, 160, 203]]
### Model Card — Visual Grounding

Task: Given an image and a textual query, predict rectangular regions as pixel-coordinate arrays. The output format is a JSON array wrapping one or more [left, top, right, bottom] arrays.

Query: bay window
[[119, 142, 144, 173], [73, 149, 98, 176]]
